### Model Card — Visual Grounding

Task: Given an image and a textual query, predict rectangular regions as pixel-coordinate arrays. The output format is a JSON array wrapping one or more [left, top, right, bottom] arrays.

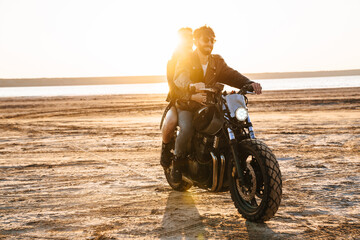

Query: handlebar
[[238, 84, 254, 95], [190, 83, 254, 95], [190, 82, 224, 93], [242, 84, 254, 92], [199, 88, 215, 93]]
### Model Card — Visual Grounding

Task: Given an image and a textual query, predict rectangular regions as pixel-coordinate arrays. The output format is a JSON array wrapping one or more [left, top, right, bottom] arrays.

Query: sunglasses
[[202, 37, 216, 44]]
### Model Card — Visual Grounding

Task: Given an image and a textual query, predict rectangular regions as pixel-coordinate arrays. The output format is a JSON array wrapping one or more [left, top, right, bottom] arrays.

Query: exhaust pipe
[[216, 154, 226, 192], [210, 152, 218, 192]]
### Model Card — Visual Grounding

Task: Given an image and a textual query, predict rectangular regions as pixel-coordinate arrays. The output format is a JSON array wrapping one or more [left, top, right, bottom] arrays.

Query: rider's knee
[[167, 115, 177, 129], [164, 107, 178, 128], [168, 107, 178, 124], [163, 115, 177, 132]]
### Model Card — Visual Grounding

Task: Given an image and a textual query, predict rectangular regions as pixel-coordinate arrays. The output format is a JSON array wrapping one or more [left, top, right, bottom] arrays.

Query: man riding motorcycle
[[171, 25, 262, 183]]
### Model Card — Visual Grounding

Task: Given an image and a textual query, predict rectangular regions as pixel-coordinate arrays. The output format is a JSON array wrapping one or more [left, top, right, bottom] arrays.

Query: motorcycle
[[161, 83, 282, 222]]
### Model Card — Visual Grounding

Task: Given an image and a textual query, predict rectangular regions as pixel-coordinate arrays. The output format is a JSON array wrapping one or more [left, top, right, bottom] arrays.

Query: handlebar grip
[[243, 84, 254, 92]]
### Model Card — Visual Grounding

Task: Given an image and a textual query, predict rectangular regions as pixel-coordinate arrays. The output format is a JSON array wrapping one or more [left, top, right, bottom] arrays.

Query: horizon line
[[1, 68, 360, 80], [1, 69, 360, 88]]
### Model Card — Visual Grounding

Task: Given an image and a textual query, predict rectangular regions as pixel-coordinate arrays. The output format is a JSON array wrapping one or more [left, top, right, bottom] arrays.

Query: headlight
[[235, 107, 248, 121]]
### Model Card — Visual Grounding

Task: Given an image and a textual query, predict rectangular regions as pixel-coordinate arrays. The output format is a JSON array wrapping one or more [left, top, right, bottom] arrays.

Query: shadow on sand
[[244, 220, 282, 239], [159, 191, 208, 239], [158, 190, 286, 239]]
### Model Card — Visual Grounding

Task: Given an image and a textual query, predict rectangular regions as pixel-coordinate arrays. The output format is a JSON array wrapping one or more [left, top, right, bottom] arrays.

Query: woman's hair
[[193, 25, 215, 40], [176, 27, 193, 50], [178, 27, 193, 35]]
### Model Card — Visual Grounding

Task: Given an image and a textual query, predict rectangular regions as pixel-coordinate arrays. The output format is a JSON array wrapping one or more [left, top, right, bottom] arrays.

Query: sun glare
[[0, 0, 359, 78]]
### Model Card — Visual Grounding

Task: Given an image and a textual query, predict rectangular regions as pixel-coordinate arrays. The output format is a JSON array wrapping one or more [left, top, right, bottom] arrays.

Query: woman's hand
[[189, 82, 205, 92]]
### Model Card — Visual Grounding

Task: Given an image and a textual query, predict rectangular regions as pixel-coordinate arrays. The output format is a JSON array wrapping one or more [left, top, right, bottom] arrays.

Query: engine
[[194, 132, 214, 164]]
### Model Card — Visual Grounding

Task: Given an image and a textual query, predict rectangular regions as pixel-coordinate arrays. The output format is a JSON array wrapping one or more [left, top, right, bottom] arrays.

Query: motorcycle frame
[[219, 91, 255, 186], [177, 86, 257, 192]]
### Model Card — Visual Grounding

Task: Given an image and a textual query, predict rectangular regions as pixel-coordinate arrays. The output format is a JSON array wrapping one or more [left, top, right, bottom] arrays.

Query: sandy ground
[[0, 87, 359, 239]]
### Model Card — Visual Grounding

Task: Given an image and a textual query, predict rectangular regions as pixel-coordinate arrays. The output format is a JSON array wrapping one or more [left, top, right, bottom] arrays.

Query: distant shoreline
[[1, 69, 359, 87]]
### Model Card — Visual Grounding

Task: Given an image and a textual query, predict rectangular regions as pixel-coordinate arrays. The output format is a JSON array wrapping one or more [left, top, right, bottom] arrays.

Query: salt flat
[[0, 88, 359, 239]]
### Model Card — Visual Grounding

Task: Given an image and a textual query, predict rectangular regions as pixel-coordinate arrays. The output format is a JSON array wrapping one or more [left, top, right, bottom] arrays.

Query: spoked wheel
[[229, 139, 282, 222]]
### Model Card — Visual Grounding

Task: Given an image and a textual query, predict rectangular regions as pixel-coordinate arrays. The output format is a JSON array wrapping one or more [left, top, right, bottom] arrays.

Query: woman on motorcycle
[[160, 27, 194, 169]]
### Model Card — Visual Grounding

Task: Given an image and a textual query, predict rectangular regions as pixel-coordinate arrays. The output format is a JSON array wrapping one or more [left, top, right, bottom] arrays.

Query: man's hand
[[189, 82, 205, 92], [191, 93, 207, 105], [251, 82, 262, 94]]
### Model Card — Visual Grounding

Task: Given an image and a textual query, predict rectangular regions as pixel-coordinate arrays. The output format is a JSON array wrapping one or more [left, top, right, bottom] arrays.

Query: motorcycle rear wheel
[[163, 130, 192, 191], [229, 139, 282, 222], [164, 165, 192, 192]]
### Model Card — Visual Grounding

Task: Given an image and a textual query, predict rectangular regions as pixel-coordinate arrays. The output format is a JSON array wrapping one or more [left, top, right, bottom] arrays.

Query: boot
[[160, 142, 173, 169], [171, 156, 183, 183]]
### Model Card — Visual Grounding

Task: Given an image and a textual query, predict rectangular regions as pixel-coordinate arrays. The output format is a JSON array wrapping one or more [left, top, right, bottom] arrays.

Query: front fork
[[227, 118, 255, 183], [227, 127, 246, 183], [247, 116, 256, 139]]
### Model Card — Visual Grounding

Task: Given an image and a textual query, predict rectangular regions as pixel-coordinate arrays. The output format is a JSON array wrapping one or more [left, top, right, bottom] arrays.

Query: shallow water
[[0, 75, 359, 97]]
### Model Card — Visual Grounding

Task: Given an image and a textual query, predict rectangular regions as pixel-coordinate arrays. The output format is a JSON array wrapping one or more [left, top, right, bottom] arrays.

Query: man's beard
[[198, 44, 213, 55]]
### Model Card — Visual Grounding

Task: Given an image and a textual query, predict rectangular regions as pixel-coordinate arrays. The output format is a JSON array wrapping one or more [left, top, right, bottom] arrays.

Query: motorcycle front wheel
[[228, 139, 282, 222]]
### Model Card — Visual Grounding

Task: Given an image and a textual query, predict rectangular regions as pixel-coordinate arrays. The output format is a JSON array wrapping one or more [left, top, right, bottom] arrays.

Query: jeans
[[174, 109, 194, 157]]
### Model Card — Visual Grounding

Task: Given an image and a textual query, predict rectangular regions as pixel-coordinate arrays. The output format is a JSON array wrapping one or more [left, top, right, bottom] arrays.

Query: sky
[[0, 0, 359, 78]]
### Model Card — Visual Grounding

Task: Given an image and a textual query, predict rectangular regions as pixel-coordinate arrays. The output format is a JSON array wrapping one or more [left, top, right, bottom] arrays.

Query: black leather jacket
[[173, 51, 253, 110]]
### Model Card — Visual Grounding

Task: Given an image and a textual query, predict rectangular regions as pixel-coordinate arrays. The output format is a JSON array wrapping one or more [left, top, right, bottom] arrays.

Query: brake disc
[[235, 163, 257, 201]]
